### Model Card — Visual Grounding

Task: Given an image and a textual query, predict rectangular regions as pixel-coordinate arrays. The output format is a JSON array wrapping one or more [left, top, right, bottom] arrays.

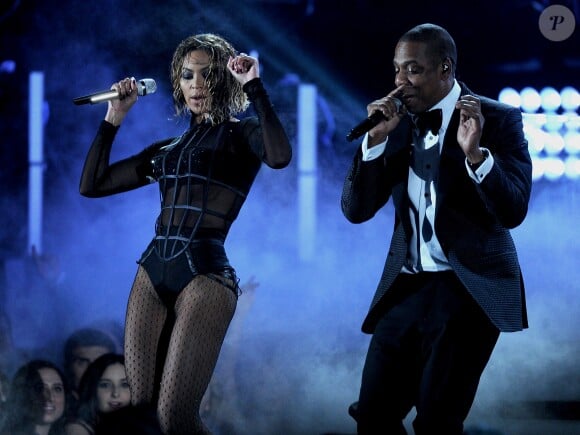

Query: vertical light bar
[[297, 83, 317, 261], [28, 71, 44, 254]]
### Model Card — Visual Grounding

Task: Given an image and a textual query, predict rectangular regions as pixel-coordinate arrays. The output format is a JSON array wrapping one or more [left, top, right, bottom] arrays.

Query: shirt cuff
[[466, 148, 493, 183], [361, 133, 387, 161]]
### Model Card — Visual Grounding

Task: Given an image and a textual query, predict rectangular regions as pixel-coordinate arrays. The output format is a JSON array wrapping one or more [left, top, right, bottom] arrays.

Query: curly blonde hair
[[170, 33, 249, 124]]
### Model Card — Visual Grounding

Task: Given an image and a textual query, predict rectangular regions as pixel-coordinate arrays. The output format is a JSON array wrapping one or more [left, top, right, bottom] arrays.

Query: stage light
[[564, 130, 580, 155], [0, 59, 16, 74], [564, 156, 580, 179], [523, 112, 546, 129], [544, 132, 565, 155], [503, 85, 579, 181], [520, 87, 542, 113], [540, 86, 561, 112], [560, 86, 579, 112], [531, 156, 544, 181], [524, 125, 545, 155], [564, 111, 579, 132], [543, 157, 565, 181], [544, 113, 565, 132], [498, 87, 521, 108]]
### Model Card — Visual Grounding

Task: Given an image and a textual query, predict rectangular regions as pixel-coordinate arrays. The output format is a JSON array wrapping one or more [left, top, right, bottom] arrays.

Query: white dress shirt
[[360, 80, 494, 273]]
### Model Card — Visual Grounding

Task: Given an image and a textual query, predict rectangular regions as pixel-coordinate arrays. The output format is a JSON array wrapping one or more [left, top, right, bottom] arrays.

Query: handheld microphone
[[73, 78, 157, 105], [346, 97, 403, 142]]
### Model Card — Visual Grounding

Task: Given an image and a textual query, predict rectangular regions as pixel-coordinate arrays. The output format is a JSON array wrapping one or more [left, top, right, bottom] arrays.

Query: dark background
[[1, 1, 579, 434]]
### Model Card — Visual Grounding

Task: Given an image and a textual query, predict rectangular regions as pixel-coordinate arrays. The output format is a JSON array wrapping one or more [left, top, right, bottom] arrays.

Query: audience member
[[94, 404, 163, 435], [0, 359, 68, 435], [0, 369, 8, 430], [0, 283, 37, 377], [0, 311, 14, 374], [64, 353, 131, 435], [61, 328, 118, 413]]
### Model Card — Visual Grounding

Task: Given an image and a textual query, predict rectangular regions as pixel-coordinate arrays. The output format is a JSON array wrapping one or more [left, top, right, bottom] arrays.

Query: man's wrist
[[467, 148, 489, 170]]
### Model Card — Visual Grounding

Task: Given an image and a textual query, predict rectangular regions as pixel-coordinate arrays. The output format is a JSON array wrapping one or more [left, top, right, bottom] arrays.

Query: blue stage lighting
[[564, 130, 580, 156], [544, 132, 565, 155], [503, 85, 578, 181], [564, 111, 579, 132], [498, 87, 521, 108], [560, 86, 579, 112], [564, 156, 580, 179], [520, 87, 542, 113], [543, 157, 566, 181], [540, 86, 561, 112], [531, 156, 544, 181], [524, 125, 545, 155]]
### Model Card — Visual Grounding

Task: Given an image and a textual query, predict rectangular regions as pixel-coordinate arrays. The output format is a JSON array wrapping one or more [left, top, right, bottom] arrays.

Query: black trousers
[[356, 271, 499, 435]]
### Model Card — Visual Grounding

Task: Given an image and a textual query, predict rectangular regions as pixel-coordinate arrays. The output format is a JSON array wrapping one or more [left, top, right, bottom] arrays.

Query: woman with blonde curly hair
[[79, 32, 292, 434]]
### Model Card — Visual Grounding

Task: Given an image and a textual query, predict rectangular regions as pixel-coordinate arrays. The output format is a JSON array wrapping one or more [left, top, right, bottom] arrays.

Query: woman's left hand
[[227, 53, 259, 85]]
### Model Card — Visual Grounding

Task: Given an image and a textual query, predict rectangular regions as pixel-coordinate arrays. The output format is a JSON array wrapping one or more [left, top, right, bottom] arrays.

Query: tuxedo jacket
[[341, 82, 532, 333]]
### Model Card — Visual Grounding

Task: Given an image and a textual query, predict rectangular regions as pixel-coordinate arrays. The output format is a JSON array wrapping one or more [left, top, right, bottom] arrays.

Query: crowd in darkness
[[0, 251, 260, 435]]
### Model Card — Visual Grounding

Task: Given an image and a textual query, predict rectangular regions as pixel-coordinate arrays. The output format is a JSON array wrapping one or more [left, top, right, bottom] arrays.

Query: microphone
[[73, 78, 157, 105], [346, 97, 403, 142]]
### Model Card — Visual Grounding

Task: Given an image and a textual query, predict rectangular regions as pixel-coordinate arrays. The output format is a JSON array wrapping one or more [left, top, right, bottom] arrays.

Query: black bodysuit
[[80, 78, 292, 304]]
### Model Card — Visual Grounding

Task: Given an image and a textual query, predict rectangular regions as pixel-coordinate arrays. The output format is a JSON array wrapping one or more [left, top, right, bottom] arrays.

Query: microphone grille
[[137, 78, 157, 96]]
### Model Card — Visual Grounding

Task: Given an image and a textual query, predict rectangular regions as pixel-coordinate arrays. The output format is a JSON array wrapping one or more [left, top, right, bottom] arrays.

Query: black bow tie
[[413, 109, 443, 136]]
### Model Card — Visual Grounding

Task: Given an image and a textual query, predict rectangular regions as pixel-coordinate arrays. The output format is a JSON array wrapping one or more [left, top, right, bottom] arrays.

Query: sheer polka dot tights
[[124, 266, 237, 434]]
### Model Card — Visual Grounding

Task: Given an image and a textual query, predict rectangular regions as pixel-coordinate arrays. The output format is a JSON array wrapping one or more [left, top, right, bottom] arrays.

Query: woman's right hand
[[104, 77, 139, 126]]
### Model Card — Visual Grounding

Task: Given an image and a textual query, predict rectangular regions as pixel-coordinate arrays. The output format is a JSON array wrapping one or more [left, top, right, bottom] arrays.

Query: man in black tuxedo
[[341, 23, 532, 434]]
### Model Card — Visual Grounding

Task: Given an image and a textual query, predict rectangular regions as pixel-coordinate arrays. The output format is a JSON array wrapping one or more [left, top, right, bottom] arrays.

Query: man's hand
[[455, 95, 485, 161]]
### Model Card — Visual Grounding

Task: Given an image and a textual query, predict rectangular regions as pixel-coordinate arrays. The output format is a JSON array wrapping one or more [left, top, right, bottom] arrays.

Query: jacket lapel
[[389, 117, 414, 232], [437, 84, 475, 210]]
